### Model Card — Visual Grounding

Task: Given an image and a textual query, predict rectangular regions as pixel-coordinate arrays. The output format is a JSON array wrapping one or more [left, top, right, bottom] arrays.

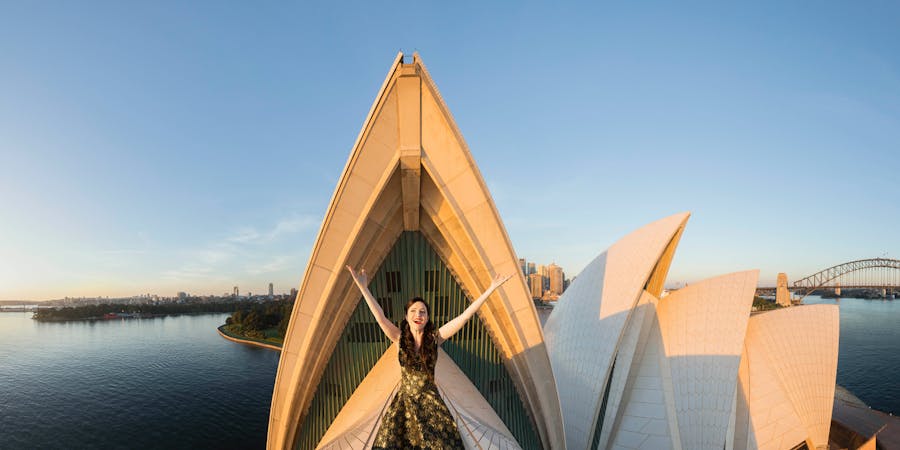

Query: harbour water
[[0, 296, 898, 449], [805, 295, 900, 415], [0, 312, 279, 449]]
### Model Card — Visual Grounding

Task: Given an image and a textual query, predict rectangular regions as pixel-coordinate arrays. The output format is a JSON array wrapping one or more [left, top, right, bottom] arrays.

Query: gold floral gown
[[373, 333, 464, 449]]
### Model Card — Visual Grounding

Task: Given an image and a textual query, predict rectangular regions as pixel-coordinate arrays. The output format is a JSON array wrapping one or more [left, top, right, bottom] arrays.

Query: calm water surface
[[1, 297, 898, 449], [0, 312, 279, 449], [804, 295, 900, 414]]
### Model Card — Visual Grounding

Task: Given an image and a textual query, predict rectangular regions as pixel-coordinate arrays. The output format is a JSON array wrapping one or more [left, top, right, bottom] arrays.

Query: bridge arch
[[792, 258, 900, 299]]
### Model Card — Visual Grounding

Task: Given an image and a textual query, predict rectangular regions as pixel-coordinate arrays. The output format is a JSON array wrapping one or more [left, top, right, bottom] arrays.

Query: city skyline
[[3, 2, 900, 300]]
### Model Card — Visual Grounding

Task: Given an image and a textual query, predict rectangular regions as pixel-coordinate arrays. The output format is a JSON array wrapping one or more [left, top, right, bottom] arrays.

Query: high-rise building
[[537, 264, 550, 291], [528, 273, 543, 299], [233, 286, 239, 298], [269, 283, 274, 297], [526, 262, 535, 275], [518, 258, 526, 277], [548, 263, 564, 296]]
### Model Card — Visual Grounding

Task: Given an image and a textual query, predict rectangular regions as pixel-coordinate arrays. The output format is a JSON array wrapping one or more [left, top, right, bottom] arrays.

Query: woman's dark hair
[[400, 297, 437, 367]]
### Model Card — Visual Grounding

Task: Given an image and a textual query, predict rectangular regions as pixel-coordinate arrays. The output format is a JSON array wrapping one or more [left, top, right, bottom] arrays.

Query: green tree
[[243, 310, 263, 331]]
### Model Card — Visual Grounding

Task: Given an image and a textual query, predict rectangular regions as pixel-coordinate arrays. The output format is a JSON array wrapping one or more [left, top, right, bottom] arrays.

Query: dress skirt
[[372, 333, 464, 450]]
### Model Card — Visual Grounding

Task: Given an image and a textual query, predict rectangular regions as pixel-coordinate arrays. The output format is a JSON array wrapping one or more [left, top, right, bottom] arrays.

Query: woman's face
[[406, 301, 429, 332]]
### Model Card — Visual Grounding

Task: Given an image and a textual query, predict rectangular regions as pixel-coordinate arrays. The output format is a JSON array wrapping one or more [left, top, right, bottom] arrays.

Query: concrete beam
[[397, 64, 421, 231]]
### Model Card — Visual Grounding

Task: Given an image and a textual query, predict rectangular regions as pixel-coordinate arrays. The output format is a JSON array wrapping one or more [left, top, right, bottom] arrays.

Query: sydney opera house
[[268, 53, 849, 450]]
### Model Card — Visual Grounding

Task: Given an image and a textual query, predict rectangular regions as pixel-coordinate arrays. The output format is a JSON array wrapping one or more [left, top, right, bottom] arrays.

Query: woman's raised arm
[[438, 273, 513, 343], [346, 265, 401, 342]]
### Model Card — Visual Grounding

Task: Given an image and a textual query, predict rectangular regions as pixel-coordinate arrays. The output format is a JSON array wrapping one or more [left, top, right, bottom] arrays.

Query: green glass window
[[294, 231, 541, 449]]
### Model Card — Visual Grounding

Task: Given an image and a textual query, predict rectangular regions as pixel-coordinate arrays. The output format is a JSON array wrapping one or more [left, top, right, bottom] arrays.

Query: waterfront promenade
[[833, 386, 900, 448], [217, 324, 282, 352]]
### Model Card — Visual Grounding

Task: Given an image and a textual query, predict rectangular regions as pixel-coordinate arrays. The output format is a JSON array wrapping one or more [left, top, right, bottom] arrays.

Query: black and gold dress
[[373, 332, 464, 450]]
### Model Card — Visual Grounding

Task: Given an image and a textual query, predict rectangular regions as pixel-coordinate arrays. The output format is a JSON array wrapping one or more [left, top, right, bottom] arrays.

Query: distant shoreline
[[31, 302, 244, 322], [216, 325, 282, 352], [31, 311, 231, 322], [32, 313, 165, 322]]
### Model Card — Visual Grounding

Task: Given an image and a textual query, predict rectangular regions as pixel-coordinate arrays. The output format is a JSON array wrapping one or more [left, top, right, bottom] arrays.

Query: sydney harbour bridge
[[758, 258, 900, 302]]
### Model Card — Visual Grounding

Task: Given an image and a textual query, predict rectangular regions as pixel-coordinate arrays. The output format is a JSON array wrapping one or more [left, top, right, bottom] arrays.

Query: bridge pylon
[[776, 272, 791, 307]]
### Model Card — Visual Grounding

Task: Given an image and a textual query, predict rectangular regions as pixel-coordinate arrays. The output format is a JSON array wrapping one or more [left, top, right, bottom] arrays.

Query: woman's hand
[[438, 272, 514, 343], [346, 265, 400, 342], [489, 273, 513, 290], [346, 265, 368, 286]]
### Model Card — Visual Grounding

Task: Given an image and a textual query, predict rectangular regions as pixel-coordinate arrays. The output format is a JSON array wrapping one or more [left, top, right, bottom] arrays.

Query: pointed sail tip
[[672, 211, 691, 224], [396, 51, 421, 65]]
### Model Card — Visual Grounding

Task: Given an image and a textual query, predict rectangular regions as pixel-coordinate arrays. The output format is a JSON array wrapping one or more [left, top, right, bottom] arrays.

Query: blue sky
[[2, 2, 899, 300]]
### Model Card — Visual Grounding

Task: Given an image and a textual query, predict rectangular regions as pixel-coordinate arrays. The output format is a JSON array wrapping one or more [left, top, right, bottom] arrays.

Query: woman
[[346, 265, 512, 450]]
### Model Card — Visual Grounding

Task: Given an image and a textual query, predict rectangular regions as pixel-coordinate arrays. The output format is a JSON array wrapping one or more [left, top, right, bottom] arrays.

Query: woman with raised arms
[[346, 265, 512, 450]]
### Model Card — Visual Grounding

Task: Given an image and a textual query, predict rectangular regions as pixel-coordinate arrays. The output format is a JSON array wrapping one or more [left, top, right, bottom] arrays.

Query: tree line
[[224, 299, 293, 341], [752, 296, 783, 311], [34, 301, 247, 321]]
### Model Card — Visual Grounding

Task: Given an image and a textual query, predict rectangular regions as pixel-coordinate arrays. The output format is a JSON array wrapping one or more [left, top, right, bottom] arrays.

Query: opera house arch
[[269, 53, 842, 450], [544, 212, 839, 450], [268, 53, 564, 450], [734, 305, 840, 450], [544, 212, 690, 450]]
